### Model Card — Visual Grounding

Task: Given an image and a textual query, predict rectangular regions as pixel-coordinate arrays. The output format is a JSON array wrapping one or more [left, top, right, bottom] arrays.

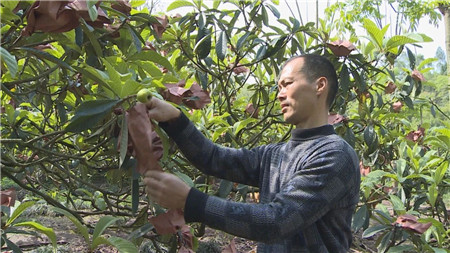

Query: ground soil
[[4, 213, 378, 253]]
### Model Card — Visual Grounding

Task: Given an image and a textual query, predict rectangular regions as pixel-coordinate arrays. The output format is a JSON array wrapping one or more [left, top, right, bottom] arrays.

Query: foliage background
[[1, 0, 449, 252]]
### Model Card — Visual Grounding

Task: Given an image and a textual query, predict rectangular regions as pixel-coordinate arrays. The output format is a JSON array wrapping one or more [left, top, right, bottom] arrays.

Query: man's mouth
[[280, 103, 288, 113]]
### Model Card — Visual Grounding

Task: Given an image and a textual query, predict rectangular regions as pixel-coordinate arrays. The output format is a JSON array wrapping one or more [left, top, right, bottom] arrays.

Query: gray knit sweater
[[160, 113, 360, 253]]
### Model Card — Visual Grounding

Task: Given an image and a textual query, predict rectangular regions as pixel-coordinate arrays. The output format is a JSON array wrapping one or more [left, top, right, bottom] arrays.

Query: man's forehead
[[282, 58, 303, 73]]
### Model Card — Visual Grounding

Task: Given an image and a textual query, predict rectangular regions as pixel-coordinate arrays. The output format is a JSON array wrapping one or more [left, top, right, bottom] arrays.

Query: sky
[[151, 0, 446, 59]]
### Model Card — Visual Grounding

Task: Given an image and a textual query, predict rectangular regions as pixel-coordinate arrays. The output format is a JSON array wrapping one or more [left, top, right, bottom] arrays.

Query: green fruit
[[136, 88, 152, 103]]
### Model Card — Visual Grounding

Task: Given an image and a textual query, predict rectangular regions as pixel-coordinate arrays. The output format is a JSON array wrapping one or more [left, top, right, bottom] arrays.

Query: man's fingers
[[144, 169, 163, 179]]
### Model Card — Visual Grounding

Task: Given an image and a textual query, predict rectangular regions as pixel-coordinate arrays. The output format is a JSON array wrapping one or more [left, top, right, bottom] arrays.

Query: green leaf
[[389, 195, 405, 214], [105, 236, 139, 253], [256, 44, 267, 61], [362, 18, 386, 49], [80, 19, 103, 57], [131, 176, 139, 215], [263, 35, 287, 58], [127, 223, 154, 240], [387, 245, 414, 253], [130, 0, 146, 7], [127, 51, 173, 73], [352, 205, 369, 231], [339, 64, 350, 96], [266, 4, 280, 19], [126, 24, 144, 53], [233, 118, 256, 135], [1, 0, 19, 10], [87, 0, 98, 21], [119, 116, 128, 168], [75, 26, 84, 47], [18, 47, 73, 70], [216, 31, 227, 61], [386, 35, 420, 52], [212, 127, 229, 141], [236, 32, 251, 51], [0, 6, 20, 24], [102, 58, 121, 85], [217, 180, 233, 198], [427, 183, 438, 208], [166, 0, 194, 11], [261, 5, 269, 26], [434, 161, 448, 185], [362, 224, 388, 238], [6, 201, 35, 227], [0, 47, 18, 77], [52, 207, 90, 243], [174, 171, 195, 187], [198, 12, 206, 30], [14, 221, 57, 249], [2, 236, 22, 253], [363, 125, 378, 152], [65, 99, 119, 133], [196, 69, 208, 90], [377, 231, 393, 253], [73, 65, 115, 96], [406, 47, 416, 69], [195, 27, 212, 59], [92, 216, 119, 241]]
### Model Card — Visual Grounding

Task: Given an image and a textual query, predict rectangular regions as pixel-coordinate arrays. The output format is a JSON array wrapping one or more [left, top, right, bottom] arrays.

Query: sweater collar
[[290, 124, 336, 141]]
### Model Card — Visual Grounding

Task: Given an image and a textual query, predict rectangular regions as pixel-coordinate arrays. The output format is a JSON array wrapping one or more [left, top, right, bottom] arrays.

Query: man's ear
[[316, 77, 328, 95]]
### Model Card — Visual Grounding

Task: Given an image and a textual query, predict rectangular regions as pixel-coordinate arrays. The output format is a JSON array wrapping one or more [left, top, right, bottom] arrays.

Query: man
[[143, 54, 360, 252]]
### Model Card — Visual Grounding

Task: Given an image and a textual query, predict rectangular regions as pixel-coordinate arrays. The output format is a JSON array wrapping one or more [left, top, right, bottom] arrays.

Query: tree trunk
[[438, 4, 450, 76]]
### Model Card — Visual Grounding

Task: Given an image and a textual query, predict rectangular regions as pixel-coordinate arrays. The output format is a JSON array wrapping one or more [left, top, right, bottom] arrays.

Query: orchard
[[1, 0, 449, 252]]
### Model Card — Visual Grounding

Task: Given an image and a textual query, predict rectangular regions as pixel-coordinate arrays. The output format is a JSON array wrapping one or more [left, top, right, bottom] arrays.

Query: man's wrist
[[166, 109, 181, 124], [184, 187, 208, 223]]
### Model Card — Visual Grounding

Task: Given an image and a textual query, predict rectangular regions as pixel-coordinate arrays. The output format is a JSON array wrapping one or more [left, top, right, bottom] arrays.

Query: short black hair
[[279, 54, 338, 109]]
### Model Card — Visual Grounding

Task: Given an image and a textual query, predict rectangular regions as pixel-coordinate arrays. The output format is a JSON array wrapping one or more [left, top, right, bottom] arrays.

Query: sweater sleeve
[[159, 113, 264, 187], [184, 146, 360, 243]]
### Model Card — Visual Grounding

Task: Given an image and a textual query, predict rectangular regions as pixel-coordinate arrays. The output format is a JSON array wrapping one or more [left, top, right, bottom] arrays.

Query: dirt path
[[5, 214, 374, 253]]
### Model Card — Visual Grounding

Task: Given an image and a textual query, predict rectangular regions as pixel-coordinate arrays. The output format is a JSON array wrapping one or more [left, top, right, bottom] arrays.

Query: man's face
[[277, 58, 318, 128]]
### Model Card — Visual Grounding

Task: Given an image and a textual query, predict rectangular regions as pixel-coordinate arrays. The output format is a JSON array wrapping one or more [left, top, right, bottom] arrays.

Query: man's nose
[[277, 87, 286, 100]]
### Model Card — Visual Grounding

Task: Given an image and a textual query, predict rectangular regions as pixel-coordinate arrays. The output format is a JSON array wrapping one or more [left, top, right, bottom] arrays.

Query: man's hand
[[143, 97, 180, 123], [143, 170, 191, 210]]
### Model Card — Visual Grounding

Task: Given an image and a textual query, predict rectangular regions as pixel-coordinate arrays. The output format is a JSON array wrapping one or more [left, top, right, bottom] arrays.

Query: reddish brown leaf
[[394, 214, 432, 234], [245, 103, 259, 118], [326, 40, 356, 57], [392, 101, 403, 112], [229, 63, 249, 74], [151, 15, 169, 38], [148, 208, 185, 235], [180, 225, 195, 250], [162, 83, 191, 105], [405, 127, 425, 143], [411, 69, 425, 82], [22, 0, 112, 36], [143, 41, 157, 51], [68, 0, 111, 28], [327, 113, 346, 125], [162, 80, 211, 109], [105, 24, 121, 38], [151, 131, 163, 161], [111, 0, 131, 15], [127, 103, 161, 174], [179, 247, 195, 253], [34, 44, 55, 51], [359, 161, 370, 176], [1, 188, 16, 207], [183, 83, 211, 109], [22, 1, 79, 36], [221, 238, 237, 253], [384, 81, 396, 94]]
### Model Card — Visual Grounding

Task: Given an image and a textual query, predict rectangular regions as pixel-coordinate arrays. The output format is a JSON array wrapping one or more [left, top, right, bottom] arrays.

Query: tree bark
[[438, 4, 450, 76]]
